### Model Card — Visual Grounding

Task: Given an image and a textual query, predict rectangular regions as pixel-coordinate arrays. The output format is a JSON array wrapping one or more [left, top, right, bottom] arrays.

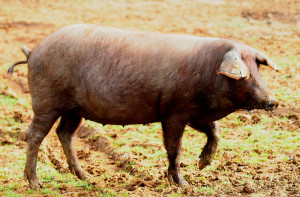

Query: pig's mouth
[[247, 100, 279, 114]]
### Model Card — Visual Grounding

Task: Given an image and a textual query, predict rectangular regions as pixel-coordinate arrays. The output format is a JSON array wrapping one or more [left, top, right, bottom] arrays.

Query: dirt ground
[[0, 0, 299, 196]]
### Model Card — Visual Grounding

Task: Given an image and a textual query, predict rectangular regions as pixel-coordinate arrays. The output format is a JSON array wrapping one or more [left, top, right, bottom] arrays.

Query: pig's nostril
[[266, 100, 279, 111]]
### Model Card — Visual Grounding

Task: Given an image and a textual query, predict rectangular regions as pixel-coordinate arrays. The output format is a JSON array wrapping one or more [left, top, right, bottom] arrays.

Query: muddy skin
[[8, 24, 279, 189]]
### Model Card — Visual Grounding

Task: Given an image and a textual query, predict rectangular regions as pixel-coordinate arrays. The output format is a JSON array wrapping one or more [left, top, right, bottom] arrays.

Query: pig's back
[[27, 24, 219, 124]]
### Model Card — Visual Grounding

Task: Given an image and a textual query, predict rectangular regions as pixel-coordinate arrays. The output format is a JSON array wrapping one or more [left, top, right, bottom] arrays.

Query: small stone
[[242, 183, 255, 193], [251, 114, 261, 124], [238, 114, 251, 122], [1, 135, 13, 144]]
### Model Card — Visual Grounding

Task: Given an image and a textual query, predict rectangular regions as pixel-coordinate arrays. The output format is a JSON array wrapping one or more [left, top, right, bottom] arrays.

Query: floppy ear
[[219, 51, 250, 80], [255, 50, 280, 72]]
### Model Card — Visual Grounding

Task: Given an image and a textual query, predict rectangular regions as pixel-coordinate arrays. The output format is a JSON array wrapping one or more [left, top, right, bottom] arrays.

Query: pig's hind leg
[[24, 112, 60, 190], [188, 121, 220, 170], [56, 112, 90, 180]]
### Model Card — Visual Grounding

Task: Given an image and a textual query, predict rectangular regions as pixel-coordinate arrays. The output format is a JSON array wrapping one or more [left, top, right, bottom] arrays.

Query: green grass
[[0, 94, 30, 109], [0, 94, 96, 196], [272, 55, 300, 103], [0, 94, 18, 106], [273, 54, 300, 69], [218, 113, 298, 161]]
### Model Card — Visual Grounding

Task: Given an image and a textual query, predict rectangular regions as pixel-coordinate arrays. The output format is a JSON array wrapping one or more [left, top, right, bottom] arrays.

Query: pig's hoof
[[198, 158, 211, 170], [168, 171, 189, 187], [29, 179, 43, 190], [77, 171, 93, 182], [71, 168, 90, 181], [25, 171, 43, 190], [178, 179, 189, 187]]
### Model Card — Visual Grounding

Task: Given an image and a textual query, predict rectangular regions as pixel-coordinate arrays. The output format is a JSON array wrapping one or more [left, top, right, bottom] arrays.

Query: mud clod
[[242, 183, 255, 193]]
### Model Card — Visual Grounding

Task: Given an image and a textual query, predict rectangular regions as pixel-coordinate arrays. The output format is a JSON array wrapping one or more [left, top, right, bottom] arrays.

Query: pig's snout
[[265, 99, 279, 111], [254, 85, 279, 111]]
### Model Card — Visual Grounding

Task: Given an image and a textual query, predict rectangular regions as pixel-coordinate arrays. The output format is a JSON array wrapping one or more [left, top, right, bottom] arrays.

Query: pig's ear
[[255, 50, 281, 72], [219, 51, 250, 80]]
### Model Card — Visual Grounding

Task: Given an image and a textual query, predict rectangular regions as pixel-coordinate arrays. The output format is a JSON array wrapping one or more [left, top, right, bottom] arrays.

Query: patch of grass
[[1, 190, 25, 197], [197, 186, 214, 195], [169, 193, 184, 197], [0, 150, 94, 196], [273, 88, 299, 102], [86, 120, 102, 129], [0, 94, 18, 106], [98, 188, 118, 197], [152, 150, 167, 158], [217, 113, 299, 164], [267, 55, 300, 103], [40, 188, 52, 194], [182, 129, 206, 162], [17, 98, 30, 109], [273, 54, 300, 69], [27, 189, 36, 194], [85, 184, 95, 191]]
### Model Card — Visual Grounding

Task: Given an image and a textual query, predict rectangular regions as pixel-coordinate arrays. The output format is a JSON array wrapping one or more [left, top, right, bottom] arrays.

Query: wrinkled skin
[[10, 24, 278, 189]]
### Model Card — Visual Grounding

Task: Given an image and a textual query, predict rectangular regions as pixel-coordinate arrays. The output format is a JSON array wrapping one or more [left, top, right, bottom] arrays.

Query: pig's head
[[217, 46, 279, 112]]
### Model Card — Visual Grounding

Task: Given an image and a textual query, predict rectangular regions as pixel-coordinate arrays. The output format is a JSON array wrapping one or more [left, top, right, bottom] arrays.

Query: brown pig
[[8, 24, 279, 189]]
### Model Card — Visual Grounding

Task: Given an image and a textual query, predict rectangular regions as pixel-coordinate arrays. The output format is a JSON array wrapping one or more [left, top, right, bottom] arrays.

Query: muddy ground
[[0, 0, 299, 196]]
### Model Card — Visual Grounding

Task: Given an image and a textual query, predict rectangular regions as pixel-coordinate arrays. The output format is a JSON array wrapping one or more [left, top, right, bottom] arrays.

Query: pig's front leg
[[188, 121, 220, 170], [162, 116, 189, 187]]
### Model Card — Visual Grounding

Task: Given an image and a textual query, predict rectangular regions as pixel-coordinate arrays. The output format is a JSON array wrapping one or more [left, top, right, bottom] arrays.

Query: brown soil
[[0, 0, 299, 196]]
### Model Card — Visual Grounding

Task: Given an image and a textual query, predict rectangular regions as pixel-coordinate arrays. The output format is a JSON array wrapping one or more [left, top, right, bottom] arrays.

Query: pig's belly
[[76, 101, 160, 125]]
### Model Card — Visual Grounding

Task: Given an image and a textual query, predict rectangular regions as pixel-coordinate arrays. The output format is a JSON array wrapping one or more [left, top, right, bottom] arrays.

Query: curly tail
[[7, 45, 31, 76]]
